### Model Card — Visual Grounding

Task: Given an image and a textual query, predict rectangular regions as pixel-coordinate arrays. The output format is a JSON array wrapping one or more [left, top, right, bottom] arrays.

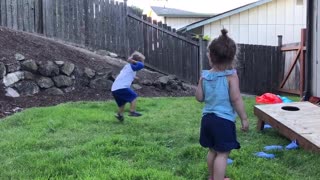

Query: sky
[[124, 0, 258, 14]]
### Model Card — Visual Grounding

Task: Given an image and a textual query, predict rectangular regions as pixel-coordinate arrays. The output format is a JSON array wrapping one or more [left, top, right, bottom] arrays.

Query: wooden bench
[[254, 101, 320, 152]]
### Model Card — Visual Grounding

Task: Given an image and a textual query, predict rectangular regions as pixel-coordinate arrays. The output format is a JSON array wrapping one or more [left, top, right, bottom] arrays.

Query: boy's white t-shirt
[[111, 64, 137, 91]]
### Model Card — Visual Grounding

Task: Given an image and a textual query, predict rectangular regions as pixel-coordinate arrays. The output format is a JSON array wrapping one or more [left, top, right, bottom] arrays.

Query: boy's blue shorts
[[112, 88, 137, 107]]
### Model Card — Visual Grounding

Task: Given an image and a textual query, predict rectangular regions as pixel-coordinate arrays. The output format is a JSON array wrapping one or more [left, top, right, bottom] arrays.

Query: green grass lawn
[[0, 96, 319, 179]]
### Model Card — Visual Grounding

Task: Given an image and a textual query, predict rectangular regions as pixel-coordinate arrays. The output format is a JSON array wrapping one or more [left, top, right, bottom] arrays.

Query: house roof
[[150, 6, 214, 18], [178, 0, 272, 32]]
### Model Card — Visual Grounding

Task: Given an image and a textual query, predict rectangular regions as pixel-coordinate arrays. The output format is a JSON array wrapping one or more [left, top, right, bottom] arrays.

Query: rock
[[132, 84, 142, 90], [44, 87, 64, 95], [89, 76, 113, 90], [15, 53, 25, 61], [38, 61, 60, 77], [36, 76, 54, 88], [60, 62, 75, 76], [168, 74, 178, 80], [96, 68, 113, 77], [158, 76, 170, 84], [84, 67, 95, 79], [74, 67, 84, 77], [5, 87, 20, 97], [168, 81, 179, 90], [21, 59, 38, 72], [23, 71, 36, 80], [141, 79, 153, 86], [53, 75, 73, 87], [14, 80, 40, 96], [0, 62, 6, 79], [3, 71, 24, 86], [107, 51, 118, 58], [6, 62, 21, 73], [95, 50, 109, 56], [54, 61, 65, 66], [63, 86, 75, 93]]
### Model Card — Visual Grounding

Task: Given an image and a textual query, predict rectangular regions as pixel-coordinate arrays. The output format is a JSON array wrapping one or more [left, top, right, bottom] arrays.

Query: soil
[[0, 27, 195, 119]]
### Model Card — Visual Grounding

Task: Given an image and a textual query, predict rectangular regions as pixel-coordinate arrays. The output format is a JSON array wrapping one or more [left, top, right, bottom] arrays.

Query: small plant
[[192, 34, 211, 41]]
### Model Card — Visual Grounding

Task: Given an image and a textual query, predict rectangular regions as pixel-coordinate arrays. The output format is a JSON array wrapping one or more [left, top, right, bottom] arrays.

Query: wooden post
[[124, 0, 129, 57], [199, 34, 204, 78], [278, 35, 283, 47], [300, 29, 306, 97]]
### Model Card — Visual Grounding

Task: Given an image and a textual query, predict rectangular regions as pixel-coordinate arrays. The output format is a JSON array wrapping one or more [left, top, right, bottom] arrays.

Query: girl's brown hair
[[207, 29, 237, 69]]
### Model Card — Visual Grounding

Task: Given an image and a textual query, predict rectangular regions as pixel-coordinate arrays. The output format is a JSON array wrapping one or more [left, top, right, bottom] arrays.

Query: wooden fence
[[0, 0, 285, 94], [127, 14, 201, 84], [201, 44, 282, 95]]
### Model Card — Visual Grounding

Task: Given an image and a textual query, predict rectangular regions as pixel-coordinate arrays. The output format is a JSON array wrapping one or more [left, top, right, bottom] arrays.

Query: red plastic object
[[256, 93, 283, 104]]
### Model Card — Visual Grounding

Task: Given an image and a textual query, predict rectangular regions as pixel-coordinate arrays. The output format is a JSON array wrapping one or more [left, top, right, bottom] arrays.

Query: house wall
[[165, 17, 205, 30], [203, 0, 306, 45], [311, 0, 320, 96]]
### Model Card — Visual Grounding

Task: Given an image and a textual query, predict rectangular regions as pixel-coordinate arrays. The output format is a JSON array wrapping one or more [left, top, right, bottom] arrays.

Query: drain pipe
[[303, 0, 314, 100]]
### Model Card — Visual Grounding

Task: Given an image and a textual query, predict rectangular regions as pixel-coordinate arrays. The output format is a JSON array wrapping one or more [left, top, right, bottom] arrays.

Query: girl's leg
[[213, 151, 230, 180], [207, 149, 216, 180]]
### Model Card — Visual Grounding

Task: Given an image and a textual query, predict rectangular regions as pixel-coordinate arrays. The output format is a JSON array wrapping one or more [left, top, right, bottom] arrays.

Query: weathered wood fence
[[1, 0, 287, 94], [201, 44, 282, 95]]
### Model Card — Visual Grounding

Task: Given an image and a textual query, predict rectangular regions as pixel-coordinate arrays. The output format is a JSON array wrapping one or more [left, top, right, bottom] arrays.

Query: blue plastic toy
[[254, 152, 275, 159], [286, 140, 299, 150], [264, 145, 283, 151]]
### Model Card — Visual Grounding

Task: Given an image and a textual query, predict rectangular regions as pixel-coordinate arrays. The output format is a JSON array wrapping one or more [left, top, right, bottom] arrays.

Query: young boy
[[111, 51, 145, 121]]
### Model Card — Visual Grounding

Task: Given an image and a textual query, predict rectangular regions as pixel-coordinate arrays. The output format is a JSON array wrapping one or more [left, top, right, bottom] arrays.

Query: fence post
[[199, 34, 204, 78], [38, 0, 44, 34], [277, 35, 283, 47], [124, 0, 129, 58]]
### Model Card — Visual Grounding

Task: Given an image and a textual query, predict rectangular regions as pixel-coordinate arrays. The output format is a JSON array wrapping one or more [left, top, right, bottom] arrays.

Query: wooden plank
[[78, 0, 85, 45], [68, 0, 75, 42], [7, 0, 13, 28], [254, 102, 320, 152], [111, 0, 116, 52], [89, 0, 95, 48], [33, 0, 40, 33], [29, 0, 35, 32], [105, 0, 111, 51], [100, 0, 106, 49], [63, 0, 69, 40], [74, 0, 80, 44], [83, 0, 89, 46], [0, 0, 7, 26], [23, 0, 30, 32], [92, 0, 98, 48], [56, 0, 63, 39], [157, 21, 163, 72], [16, 0, 23, 30], [128, 14, 198, 46]]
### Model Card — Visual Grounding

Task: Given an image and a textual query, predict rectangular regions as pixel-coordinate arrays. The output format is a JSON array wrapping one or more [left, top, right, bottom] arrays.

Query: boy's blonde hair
[[130, 51, 145, 62]]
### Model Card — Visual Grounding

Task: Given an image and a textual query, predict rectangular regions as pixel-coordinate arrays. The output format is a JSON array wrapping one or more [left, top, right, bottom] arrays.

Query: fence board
[[0, 0, 6, 26], [6, 0, 13, 28], [78, 0, 85, 45], [16, 0, 23, 30]]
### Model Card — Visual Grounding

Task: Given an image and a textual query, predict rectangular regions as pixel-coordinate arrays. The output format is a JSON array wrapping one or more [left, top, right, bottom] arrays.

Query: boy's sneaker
[[115, 113, 124, 122], [129, 111, 142, 117]]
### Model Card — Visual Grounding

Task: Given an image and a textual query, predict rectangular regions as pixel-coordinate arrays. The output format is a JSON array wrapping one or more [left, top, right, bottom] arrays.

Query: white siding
[[202, 0, 306, 46], [312, 0, 320, 96], [165, 17, 204, 30]]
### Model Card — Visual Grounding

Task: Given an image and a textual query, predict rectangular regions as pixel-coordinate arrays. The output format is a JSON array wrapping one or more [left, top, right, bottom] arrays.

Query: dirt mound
[[0, 27, 195, 119]]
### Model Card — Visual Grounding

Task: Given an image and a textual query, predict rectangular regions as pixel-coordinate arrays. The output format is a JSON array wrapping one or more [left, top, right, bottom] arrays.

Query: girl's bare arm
[[195, 77, 204, 102], [229, 73, 249, 131]]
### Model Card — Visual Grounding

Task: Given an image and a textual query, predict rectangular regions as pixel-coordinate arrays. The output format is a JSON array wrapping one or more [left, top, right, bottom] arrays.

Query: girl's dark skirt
[[199, 113, 240, 152]]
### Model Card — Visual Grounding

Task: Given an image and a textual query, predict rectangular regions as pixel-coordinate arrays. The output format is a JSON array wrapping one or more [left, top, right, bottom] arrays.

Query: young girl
[[195, 29, 249, 180], [111, 51, 145, 122]]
